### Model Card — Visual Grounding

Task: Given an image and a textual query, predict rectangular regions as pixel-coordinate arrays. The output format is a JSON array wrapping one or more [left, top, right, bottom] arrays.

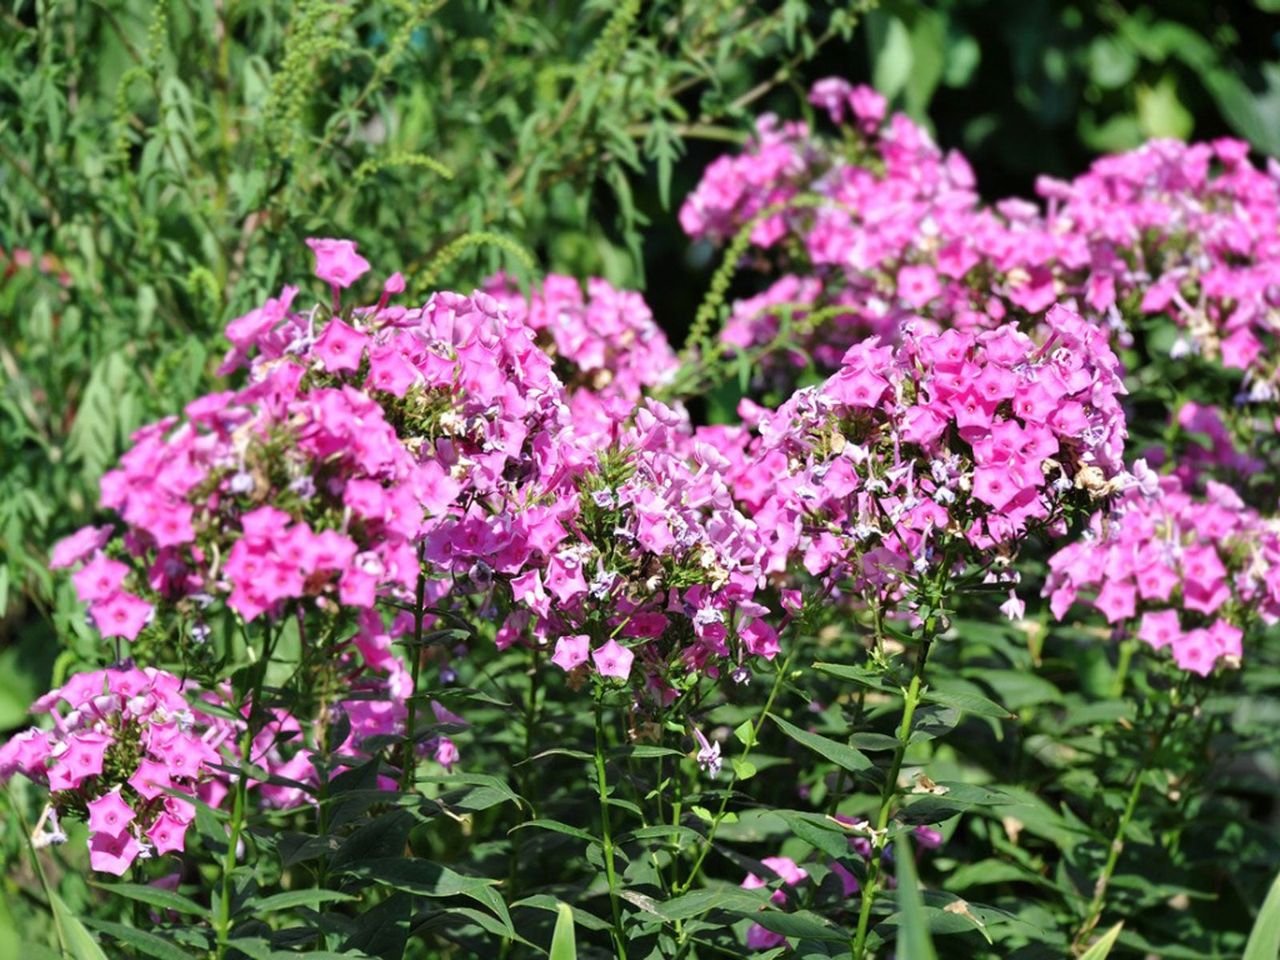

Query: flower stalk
[[594, 692, 629, 960], [850, 631, 934, 960]]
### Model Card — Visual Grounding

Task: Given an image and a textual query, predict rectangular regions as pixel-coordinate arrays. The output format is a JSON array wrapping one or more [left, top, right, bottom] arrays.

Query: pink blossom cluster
[[1045, 472, 1280, 676], [0, 667, 236, 874], [530, 397, 776, 689], [682, 78, 1280, 399], [484, 273, 679, 442], [712, 305, 1127, 600], [51, 262, 584, 636], [47, 239, 784, 715], [51, 525, 153, 640], [678, 113, 817, 248]]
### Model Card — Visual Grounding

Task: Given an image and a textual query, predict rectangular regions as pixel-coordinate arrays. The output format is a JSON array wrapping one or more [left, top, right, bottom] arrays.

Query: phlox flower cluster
[[712, 305, 1127, 604], [530, 397, 776, 691], [43, 238, 786, 786], [52, 262, 582, 637], [484, 273, 679, 442], [0, 668, 236, 874], [683, 78, 1280, 401], [1045, 472, 1280, 676]]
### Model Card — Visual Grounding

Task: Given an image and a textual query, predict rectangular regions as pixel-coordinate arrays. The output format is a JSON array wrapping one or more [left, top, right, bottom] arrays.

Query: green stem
[[1072, 687, 1183, 951], [670, 747, 685, 923], [850, 636, 933, 960], [1073, 765, 1145, 951], [399, 550, 428, 793], [525, 642, 540, 761], [1111, 638, 1137, 699], [594, 694, 629, 960], [6, 789, 69, 958], [676, 651, 795, 899], [215, 622, 278, 959]]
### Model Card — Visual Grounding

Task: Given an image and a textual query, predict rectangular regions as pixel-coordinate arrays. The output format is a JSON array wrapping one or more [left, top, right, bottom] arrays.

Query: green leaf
[[92, 882, 209, 917], [894, 835, 937, 960], [773, 810, 851, 860], [510, 895, 614, 932], [898, 783, 1014, 826], [242, 889, 357, 916], [1244, 869, 1280, 960], [342, 891, 411, 959], [352, 858, 500, 900], [770, 714, 871, 773], [1205, 63, 1280, 156], [731, 758, 757, 780], [549, 901, 577, 960], [621, 824, 703, 845], [330, 809, 417, 868], [752, 908, 849, 943], [517, 748, 593, 765], [342, 857, 511, 933], [813, 662, 895, 692], [82, 920, 193, 960], [508, 818, 598, 845], [942, 858, 1056, 892], [870, 14, 913, 100], [658, 887, 768, 921], [1079, 922, 1124, 960], [1136, 74, 1193, 140], [611, 745, 682, 760], [921, 689, 1014, 720], [48, 889, 109, 960]]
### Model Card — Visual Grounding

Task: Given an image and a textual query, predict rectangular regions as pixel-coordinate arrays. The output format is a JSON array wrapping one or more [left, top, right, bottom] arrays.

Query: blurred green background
[[2, 0, 1279, 736]]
